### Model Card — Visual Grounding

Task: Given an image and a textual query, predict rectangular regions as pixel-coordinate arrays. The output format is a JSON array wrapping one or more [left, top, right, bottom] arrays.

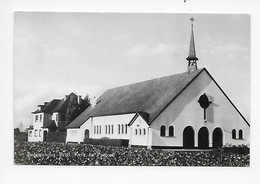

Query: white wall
[[129, 115, 149, 147], [28, 113, 44, 142], [150, 70, 250, 147], [66, 113, 136, 143]]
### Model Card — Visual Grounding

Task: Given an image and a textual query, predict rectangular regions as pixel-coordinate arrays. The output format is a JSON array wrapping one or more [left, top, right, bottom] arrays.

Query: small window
[[29, 131, 32, 137], [39, 129, 41, 137], [111, 125, 113, 134], [125, 124, 128, 134], [108, 125, 111, 134], [118, 124, 120, 134], [35, 130, 38, 137], [239, 129, 243, 139], [160, 125, 166, 137], [169, 126, 174, 137], [40, 114, 42, 121], [135, 129, 138, 135], [99, 125, 102, 134], [35, 115, 38, 121], [139, 129, 142, 135], [94, 126, 96, 134], [143, 129, 146, 135], [232, 129, 236, 139], [105, 125, 107, 134], [121, 124, 124, 134]]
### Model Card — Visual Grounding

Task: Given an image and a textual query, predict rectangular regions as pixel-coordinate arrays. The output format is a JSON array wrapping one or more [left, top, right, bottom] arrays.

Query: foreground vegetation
[[14, 142, 249, 166]]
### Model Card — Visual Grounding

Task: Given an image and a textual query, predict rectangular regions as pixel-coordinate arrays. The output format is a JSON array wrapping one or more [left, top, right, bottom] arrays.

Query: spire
[[186, 17, 198, 72]]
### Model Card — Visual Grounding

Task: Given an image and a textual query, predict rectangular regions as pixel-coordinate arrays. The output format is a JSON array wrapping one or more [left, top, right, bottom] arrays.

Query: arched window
[[108, 125, 111, 134], [239, 129, 243, 139], [125, 124, 128, 134], [139, 129, 142, 135], [121, 124, 124, 134], [160, 125, 166, 137], [105, 125, 107, 134], [118, 124, 120, 134], [99, 125, 101, 134], [35, 129, 38, 137], [169, 126, 174, 137], [232, 129, 236, 139], [135, 129, 138, 135], [111, 125, 113, 134], [143, 129, 146, 135]]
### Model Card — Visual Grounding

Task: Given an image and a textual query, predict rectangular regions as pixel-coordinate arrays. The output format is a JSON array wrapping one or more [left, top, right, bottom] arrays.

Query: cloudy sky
[[14, 13, 250, 129]]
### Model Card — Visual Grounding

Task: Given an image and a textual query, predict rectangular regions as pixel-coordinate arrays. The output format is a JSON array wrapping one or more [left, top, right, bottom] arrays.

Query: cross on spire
[[186, 17, 198, 73]]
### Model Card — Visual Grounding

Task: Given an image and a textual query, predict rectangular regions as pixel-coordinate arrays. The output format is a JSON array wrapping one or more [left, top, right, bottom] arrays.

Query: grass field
[[14, 142, 249, 166]]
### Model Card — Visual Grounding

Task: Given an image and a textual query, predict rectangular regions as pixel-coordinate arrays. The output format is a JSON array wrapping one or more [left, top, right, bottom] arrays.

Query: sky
[[14, 13, 250, 130]]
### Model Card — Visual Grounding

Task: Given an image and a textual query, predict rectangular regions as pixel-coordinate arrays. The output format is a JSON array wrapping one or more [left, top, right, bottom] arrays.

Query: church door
[[213, 128, 223, 148], [43, 130, 47, 142], [198, 127, 209, 149], [84, 129, 90, 139], [183, 126, 195, 148]]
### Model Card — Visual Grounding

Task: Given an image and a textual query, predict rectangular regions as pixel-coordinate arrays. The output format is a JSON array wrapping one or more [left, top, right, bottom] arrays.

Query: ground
[[14, 142, 249, 166]]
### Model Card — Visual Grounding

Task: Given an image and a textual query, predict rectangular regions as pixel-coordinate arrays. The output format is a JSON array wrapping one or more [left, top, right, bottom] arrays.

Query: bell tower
[[186, 17, 198, 73]]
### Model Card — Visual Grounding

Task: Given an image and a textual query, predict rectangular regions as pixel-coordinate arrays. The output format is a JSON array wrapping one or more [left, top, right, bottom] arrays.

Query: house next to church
[[65, 17, 250, 149], [28, 93, 82, 142]]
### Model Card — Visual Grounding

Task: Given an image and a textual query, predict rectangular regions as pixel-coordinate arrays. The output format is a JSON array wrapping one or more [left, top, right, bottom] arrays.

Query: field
[[14, 142, 249, 166]]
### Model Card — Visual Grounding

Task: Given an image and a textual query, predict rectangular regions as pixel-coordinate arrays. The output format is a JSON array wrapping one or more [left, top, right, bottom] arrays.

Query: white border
[[1, 0, 259, 184]]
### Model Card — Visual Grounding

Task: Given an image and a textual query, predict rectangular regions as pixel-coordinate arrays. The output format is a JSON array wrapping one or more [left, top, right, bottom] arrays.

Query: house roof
[[52, 93, 76, 113], [67, 68, 204, 128], [32, 99, 61, 114], [42, 120, 57, 128]]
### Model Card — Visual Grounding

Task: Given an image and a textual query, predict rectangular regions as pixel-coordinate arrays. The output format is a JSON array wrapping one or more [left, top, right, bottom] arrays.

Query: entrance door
[[198, 127, 209, 149], [43, 130, 47, 142], [183, 126, 195, 148], [84, 129, 90, 139], [213, 128, 223, 148]]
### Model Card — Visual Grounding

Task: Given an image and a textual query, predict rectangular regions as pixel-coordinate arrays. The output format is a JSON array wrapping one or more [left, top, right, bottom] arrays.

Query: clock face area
[[198, 93, 211, 109]]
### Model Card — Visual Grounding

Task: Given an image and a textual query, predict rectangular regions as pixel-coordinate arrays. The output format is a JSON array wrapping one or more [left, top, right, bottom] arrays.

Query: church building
[[66, 18, 250, 149]]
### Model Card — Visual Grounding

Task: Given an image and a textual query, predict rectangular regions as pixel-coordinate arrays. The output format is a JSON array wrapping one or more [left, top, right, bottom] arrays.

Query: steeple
[[186, 17, 198, 73]]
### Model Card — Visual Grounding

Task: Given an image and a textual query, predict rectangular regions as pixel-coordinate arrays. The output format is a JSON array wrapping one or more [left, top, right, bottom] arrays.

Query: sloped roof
[[32, 99, 61, 114], [67, 68, 204, 128], [42, 120, 57, 128], [52, 93, 77, 113]]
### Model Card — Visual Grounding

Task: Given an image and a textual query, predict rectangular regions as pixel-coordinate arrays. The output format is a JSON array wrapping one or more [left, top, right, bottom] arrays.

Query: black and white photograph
[[13, 12, 250, 166]]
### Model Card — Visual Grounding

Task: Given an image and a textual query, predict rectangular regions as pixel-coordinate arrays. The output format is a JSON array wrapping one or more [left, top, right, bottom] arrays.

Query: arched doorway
[[43, 130, 47, 142], [198, 127, 209, 149], [213, 128, 223, 148], [84, 129, 90, 139], [183, 126, 195, 148]]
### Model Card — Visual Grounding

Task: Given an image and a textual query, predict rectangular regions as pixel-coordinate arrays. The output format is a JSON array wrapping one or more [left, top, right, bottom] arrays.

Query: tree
[[79, 94, 91, 114]]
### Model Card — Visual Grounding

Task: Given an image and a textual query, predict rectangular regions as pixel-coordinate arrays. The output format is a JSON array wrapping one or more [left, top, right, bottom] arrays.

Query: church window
[[35, 129, 38, 137], [239, 129, 243, 139], [99, 125, 101, 134], [121, 124, 124, 134], [111, 125, 113, 134], [135, 129, 138, 135], [139, 129, 142, 135], [160, 125, 166, 137], [108, 125, 111, 134], [118, 124, 120, 134], [143, 129, 146, 135], [105, 125, 107, 134], [169, 126, 174, 137], [94, 126, 96, 134], [232, 129, 236, 139], [125, 124, 128, 134]]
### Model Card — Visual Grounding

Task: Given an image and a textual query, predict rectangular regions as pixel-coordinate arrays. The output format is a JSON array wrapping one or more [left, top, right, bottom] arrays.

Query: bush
[[46, 132, 67, 142], [84, 137, 129, 147], [214, 144, 250, 155]]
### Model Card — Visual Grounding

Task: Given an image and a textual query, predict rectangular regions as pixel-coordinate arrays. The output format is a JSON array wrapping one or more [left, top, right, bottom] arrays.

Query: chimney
[[91, 96, 96, 107], [78, 95, 82, 105]]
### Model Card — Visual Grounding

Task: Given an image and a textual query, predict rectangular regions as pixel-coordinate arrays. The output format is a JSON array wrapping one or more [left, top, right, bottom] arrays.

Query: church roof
[[32, 99, 61, 114], [67, 68, 204, 128]]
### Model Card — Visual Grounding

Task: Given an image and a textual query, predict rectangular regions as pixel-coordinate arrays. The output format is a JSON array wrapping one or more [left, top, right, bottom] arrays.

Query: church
[[66, 17, 250, 149]]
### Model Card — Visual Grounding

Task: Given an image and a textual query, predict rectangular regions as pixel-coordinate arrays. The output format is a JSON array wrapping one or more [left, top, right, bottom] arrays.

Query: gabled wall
[[150, 70, 250, 147]]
